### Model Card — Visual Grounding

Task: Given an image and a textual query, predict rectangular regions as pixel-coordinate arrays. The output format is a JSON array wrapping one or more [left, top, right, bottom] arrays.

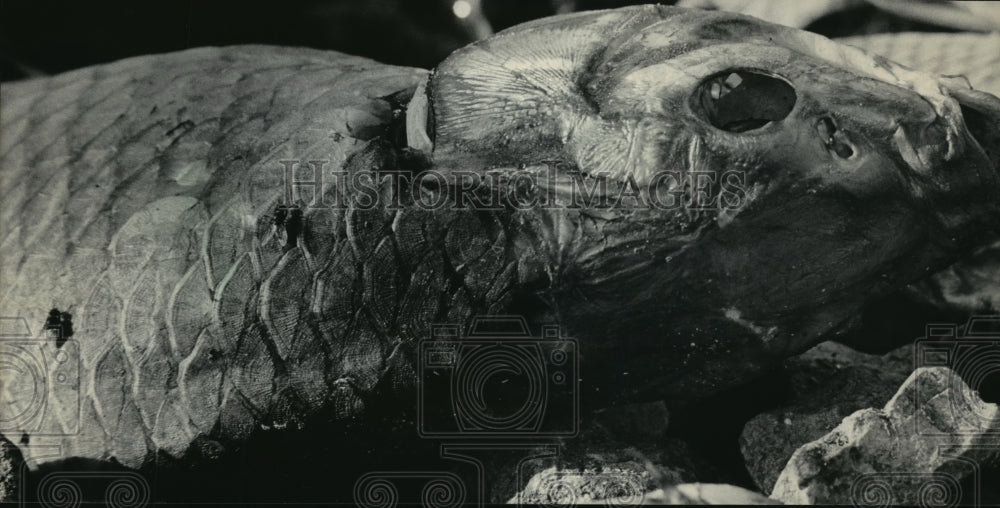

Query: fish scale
[[0, 46, 510, 469]]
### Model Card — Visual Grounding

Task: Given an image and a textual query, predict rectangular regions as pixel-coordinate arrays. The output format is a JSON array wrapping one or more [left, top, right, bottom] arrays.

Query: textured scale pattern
[[0, 46, 518, 469]]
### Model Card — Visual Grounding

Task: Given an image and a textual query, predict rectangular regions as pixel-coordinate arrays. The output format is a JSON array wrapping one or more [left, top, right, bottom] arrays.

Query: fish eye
[[693, 70, 796, 133]]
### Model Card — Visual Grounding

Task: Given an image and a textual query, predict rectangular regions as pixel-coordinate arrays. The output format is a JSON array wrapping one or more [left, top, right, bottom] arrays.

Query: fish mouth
[[892, 86, 1000, 182], [947, 86, 1000, 177], [932, 86, 1000, 248], [956, 91, 1000, 177]]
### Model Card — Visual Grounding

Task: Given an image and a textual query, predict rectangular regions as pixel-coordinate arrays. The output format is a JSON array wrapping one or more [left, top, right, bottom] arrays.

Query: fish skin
[[0, 6, 998, 474], [0, 46, 444, 469], [840, 32, 1000, 318], [427, 4, 1000, 397]]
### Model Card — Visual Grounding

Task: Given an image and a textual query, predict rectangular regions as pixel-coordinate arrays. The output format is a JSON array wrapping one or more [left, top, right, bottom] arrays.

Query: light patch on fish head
[[724, 307, 778, 345]]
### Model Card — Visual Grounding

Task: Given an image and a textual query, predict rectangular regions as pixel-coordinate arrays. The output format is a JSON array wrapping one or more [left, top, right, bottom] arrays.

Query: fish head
[[419, 5, 1000, 399]]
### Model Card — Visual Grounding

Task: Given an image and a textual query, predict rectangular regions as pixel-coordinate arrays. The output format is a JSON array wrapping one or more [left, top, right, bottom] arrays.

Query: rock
[[512, 472, 781, 506], [783, 341, 914, 394], [0, 434, 24, 503], [592, 400, 670, 442], [509, 464, 651, 505], [505, 403, 696, 505], [922, 238, 1000, 313], [506, 442, 698, 504], [490, 400, 692, 504], [740, 341, 913, 493], [770, 366, 1000, 505], [640, 483, 782, 505]]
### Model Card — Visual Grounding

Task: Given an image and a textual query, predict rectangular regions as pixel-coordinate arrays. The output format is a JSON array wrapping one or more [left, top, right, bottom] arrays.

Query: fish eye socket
[[693, 70, 797, 133]]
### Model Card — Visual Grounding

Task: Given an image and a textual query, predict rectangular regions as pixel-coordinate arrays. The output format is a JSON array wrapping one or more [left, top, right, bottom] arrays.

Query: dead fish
[[0, 5, 998, 475]]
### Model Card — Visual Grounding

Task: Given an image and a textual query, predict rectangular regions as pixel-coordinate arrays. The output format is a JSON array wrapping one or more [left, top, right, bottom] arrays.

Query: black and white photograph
[[1, 0, 1000, 506]]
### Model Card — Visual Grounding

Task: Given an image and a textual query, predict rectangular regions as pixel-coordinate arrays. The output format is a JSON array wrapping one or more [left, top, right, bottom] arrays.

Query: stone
[[512, 471, 781, 506], [509, 464, 651, 505], [740, 341, 913, 493], [592, 400, 671, 443], [504, 403, 696, 505], [640, 483, 783, 505], [505, 441, 698, 504], [770, 366, 1000, 505], [0, 434, 24, 503]]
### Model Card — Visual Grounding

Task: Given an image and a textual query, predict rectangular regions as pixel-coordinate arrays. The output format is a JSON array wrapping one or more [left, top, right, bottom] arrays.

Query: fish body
[[1, 6, 998, 473]]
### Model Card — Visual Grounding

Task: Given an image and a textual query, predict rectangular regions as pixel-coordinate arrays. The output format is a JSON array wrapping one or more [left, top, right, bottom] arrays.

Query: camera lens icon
[[521, 469, 645, 507], [453, 343, 547, 432], [550, 350, 567, 365], [915, 316, 1000, 435], [418, 316, 579, 438], [0, 318, 80, 436], [945, 344, 1000, 428], [0, 343, 48, 430]]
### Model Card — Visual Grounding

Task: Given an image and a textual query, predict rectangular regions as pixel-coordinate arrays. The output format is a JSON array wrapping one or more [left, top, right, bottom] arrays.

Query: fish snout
[[899, 86, 1000, 237], [893, 86, 1000, 180], [892, 113, 956, 176], [951, 86, 1000, 177]]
